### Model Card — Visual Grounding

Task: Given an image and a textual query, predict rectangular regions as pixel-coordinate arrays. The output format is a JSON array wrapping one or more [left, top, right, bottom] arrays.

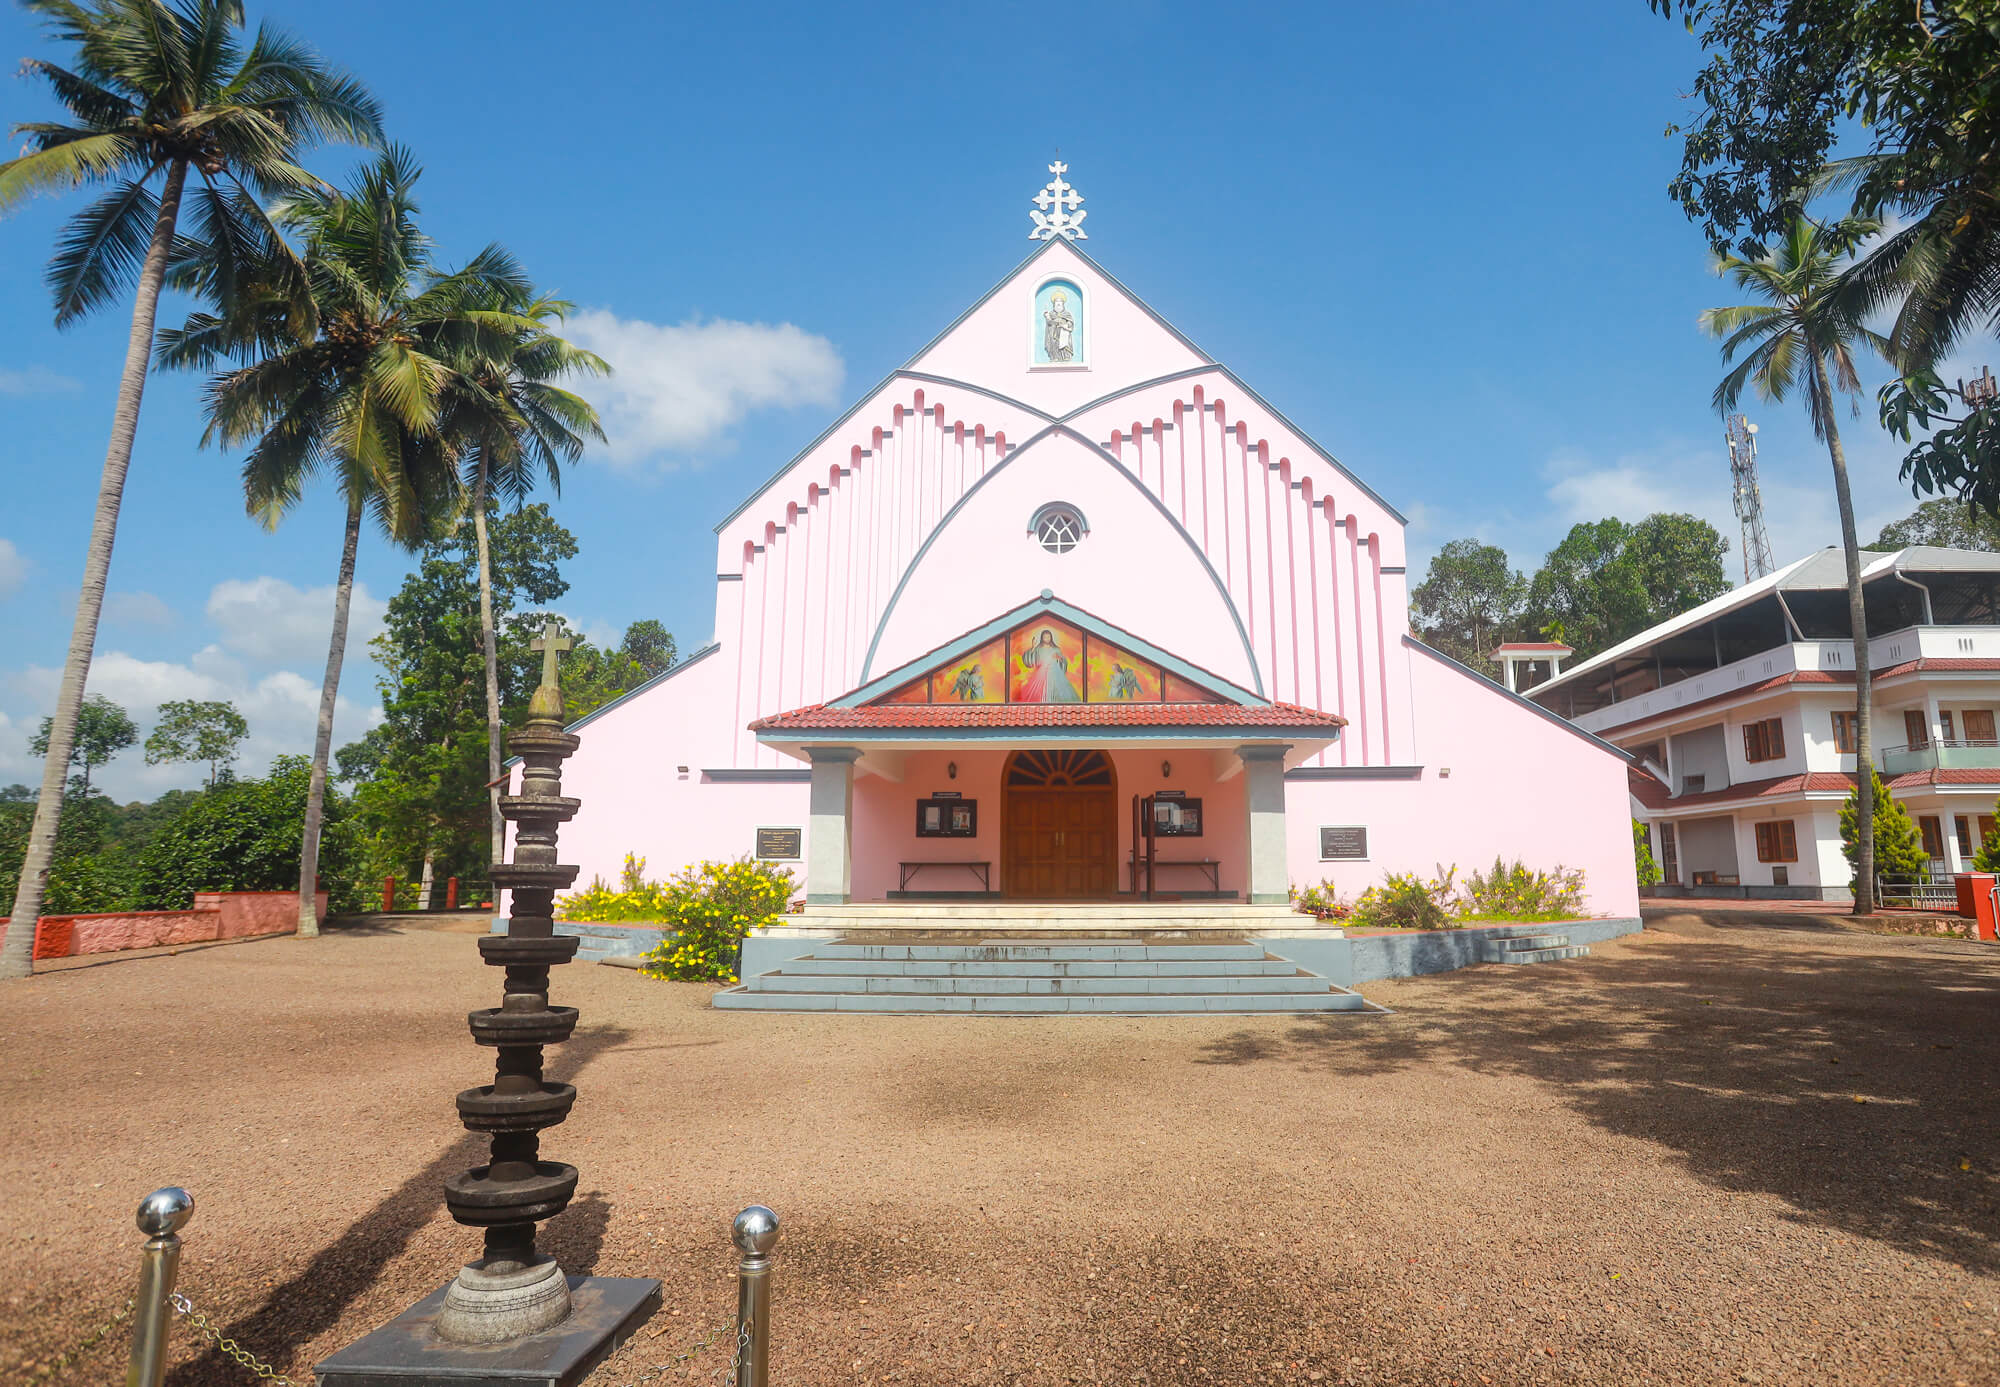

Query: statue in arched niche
[[1042, 290, 1075, 363]]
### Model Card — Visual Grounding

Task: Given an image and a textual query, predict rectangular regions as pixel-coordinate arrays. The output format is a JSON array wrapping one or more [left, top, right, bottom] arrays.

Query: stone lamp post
[[317, 619, 659, 1387]]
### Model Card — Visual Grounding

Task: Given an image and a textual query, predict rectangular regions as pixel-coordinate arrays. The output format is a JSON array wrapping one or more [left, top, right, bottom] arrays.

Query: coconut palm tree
[[1702, 215, 1892, 912], [162, 147, 531, 936], [440, 294, 608, 867], [0, 0, 379, 979]]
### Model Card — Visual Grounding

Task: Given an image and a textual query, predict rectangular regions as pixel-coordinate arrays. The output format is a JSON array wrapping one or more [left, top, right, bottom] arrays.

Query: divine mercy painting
[[1014, 624, 1083, 703]]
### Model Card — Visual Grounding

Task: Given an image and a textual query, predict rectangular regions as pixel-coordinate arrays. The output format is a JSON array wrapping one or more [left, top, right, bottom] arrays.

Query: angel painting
[[948, 664, 985, 702], [1107, 662, 1143, 700], [1016, 628, 1081, 703]]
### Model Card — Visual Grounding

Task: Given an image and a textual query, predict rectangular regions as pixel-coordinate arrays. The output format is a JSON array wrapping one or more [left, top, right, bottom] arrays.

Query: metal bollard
[[731, 1206, 780, 1387], [126, 1188, 193, 1387]]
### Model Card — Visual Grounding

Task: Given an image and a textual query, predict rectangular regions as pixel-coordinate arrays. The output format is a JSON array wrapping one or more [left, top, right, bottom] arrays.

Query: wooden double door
[[1002, 750, 1116, 899]]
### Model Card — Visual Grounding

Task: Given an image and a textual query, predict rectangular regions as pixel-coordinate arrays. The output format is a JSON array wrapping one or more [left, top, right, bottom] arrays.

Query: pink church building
[[547, 179, 1639, 925]]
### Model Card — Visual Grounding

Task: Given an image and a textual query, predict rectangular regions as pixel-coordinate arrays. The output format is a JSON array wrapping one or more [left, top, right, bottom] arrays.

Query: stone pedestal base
[[436, 1255, 572, 1344], [315, 1275, 660, 1387]]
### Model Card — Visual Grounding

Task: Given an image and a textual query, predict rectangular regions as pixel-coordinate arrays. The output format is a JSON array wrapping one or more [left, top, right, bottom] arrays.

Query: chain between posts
[[170, 1293, 300, 1386], [22, 1298, 131, 1383]]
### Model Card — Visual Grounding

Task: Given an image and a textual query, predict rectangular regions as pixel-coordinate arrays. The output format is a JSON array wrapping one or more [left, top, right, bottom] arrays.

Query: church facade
[[548, 182, 1639, 918]]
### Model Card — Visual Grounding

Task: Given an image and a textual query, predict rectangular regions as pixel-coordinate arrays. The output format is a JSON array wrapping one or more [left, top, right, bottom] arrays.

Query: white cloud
[[564, 309, 845, 465], [103, 590, 174, 629], [206, 576, 386, 666], [0, 365, 81, 397], [0, 539, 27, 600]]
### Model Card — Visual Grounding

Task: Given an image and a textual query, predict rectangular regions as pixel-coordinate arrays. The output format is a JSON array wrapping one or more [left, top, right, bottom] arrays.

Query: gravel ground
[[2, 909, 1997, 1387]]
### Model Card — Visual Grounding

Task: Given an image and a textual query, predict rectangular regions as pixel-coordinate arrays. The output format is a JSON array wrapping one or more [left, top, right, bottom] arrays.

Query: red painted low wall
[[0, 890, 327, 960]]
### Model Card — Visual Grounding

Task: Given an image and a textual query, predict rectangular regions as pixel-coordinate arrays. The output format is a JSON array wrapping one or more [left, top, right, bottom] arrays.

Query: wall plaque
[[755, 826, 803, 861], [1319, 825, 1368, 861], [917, 798, 978, 838]]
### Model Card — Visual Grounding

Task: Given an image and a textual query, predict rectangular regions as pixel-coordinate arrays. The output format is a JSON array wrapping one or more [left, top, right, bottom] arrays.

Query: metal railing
[[111, 1188, 781, 1387], [1875, 876, 1960, 911]]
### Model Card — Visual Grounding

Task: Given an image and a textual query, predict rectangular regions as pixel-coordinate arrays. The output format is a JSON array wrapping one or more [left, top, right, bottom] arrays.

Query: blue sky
[[0, 0, 1954, 798]]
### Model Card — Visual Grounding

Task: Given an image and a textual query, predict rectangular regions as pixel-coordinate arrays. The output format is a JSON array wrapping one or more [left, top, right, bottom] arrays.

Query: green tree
[[1649, 2, 2000, 530], [550, 622, 683, 720], [132, 756, 360, 910], [1840, 768, 1926, 887], [439, 288, 606, 867], [163, 148, 535, 938], [1634, 819, 1662, 890], [29, 694, 136, 797], [143, 698, 248, 786], [1410, 539, 1526, 669], [619, 620, 677, 679], [0, 0, 380, 978], [1872, 498, 2000, 552], [1703, 215, 1892, 912], [1524, 514, 1730, 661]]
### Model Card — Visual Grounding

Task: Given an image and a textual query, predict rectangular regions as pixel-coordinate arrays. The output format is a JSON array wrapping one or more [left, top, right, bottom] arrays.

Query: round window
[[1031, 504, 1086, 554]]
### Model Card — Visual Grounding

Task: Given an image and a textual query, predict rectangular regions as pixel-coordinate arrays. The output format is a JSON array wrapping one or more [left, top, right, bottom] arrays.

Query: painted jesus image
[[1042, 291, 1075, 362], [1016, 628, 1081, 702]]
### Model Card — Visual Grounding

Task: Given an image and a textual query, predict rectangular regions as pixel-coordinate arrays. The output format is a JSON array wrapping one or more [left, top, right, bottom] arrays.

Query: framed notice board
[[755, 826, 803, 861], [1319, 825, 1368, 861], [916, 798, 978, 838], [1150, 796, 1203, 837]]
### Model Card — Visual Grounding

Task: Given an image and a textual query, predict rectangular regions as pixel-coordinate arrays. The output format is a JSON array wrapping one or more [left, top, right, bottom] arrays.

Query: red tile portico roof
[[1640, 766, 2000, 813], [751, 700, 1347, 732]]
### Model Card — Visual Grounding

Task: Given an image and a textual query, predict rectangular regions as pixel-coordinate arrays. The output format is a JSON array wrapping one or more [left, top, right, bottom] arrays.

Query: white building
[[1523, 547, 2000, 902]]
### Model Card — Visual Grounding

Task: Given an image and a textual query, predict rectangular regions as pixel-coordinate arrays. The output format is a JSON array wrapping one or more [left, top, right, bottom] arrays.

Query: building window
[[1905, 709, 1930, 749], [1743, 717, 1786, 763], [1681, 774, 1706, 795], [1660, 822, 1679, 885], [1966, 709, 1997, 746], [1754, 820, 1798, 863], [1030, 503, 1087, 554], [1831, 711, 1857, 753], [1941, 710, 1957, 743], [1919, 814, 1945, 861]]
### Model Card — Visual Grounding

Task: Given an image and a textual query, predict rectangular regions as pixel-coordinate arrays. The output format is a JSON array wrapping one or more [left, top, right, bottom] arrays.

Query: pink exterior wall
[[538, 235, 1635, 911], [1, 890, 329, 961]]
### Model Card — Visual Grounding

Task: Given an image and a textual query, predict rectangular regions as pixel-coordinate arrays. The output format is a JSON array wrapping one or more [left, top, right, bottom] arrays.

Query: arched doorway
[[1002, 749, 1117, 899]]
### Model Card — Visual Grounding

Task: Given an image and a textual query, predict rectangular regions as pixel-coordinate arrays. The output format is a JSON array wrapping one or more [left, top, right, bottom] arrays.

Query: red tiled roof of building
[[1628, 764, 1673, 810], [1495, 641, 1573, 653], [1640, 765, 2000, 812], [751, 701, 1347, 732], [1875, 657, 2000, 679]]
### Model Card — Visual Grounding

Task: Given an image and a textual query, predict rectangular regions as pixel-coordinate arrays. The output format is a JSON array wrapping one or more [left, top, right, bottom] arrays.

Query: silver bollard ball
[[732, 1205, 779, 1255], [136, 1187, 194, 1237]]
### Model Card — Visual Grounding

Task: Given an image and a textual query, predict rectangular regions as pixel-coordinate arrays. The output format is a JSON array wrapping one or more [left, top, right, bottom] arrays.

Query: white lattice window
[[1031, 503, 1087, 554]]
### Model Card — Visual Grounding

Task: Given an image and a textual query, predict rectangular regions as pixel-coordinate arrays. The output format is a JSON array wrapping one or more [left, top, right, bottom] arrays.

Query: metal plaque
[[1319, 825, 1368, 861], [755, 826, 803, 861]]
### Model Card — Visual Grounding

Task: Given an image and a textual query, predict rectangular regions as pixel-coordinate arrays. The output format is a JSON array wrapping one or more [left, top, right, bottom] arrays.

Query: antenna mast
[[1726, 414, 1775, 583]]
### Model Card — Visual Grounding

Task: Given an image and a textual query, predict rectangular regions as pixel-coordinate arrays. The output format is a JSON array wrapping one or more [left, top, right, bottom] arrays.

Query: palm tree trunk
[[1813, 353, 1875, 912], [472, 463, 505, 870], [297, 493, 364, 938], [1, 159, 188, 982]]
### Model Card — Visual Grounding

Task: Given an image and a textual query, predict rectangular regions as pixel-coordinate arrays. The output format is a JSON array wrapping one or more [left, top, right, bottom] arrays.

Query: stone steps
[[1478, 933, 1590, 966], [489, 919, 668, 963], [795, 903, 1307, 934], [715, 936, 1366, 1015]]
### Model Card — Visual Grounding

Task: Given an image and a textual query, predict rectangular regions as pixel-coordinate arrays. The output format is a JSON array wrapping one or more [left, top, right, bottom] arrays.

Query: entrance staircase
[[1478, 931, 1590, 965], [715, 904, 1362, 1014]]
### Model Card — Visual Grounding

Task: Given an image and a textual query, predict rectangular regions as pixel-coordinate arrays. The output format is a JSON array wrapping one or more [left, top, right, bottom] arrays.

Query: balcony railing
[[1879, 739, 2000, 775]]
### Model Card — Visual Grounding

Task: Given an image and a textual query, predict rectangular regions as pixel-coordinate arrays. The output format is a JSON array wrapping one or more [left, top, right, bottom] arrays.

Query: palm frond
[[46, 173, 162, 326], [0, 133, 144, 211]]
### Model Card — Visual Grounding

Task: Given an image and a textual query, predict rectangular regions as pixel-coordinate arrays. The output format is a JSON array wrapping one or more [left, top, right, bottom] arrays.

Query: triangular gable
[[835, 594, 1263, 710]]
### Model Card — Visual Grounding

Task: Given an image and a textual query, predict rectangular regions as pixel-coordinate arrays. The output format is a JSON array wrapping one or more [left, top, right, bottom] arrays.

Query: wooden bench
[[898, 861, 993, 892], [1127, 857, 1223, 894]]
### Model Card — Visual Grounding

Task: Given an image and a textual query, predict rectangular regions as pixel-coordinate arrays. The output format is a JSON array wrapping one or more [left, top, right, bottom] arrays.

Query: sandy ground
[[2, 908, 1997, 1386]]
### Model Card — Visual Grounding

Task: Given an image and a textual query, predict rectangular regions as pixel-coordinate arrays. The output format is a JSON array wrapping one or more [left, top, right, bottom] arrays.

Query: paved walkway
[[3, 915, 1996, 1385]]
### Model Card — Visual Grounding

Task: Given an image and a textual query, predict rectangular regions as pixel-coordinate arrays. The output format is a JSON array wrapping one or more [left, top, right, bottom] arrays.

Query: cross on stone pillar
[[529, 619, 574, 690]]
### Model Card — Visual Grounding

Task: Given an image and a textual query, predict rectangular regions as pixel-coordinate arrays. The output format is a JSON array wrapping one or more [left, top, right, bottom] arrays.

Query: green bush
[[561, 854, 796, 983], [1460, 858, 1587, 921], [131, 757, 365, 911], [1839, 769, 1928, 882], [1352, 867, 1457, 930], [1290, 879, 1351, 921], [1633, 820, 1661, 889]]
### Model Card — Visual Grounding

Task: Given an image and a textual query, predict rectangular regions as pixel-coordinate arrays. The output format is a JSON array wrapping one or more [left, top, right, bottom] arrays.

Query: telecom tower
[[1726, 413, 1775, 583]]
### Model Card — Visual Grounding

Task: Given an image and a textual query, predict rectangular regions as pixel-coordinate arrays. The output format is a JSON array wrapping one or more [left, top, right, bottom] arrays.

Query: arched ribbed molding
[[858, 422, 1265, 695]]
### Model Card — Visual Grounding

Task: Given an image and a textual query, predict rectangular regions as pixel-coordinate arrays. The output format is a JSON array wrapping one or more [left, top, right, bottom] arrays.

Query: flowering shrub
[[1352, 867, 1457, 930], [1459, 858, 1587, 922], [559, 854, 675, 922], [1290, 879, 1351, 921], [636, 857, 797, 983]]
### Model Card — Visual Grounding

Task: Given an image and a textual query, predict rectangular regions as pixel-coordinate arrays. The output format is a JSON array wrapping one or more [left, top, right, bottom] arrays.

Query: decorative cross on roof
[[1029, 159, 1087, 242], [529, 617, 574, 689]]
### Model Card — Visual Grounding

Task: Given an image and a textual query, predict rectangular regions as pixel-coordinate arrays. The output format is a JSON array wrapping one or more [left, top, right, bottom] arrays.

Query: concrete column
[[1238, 743, 1292, 905], [804, 747, 860, 904]]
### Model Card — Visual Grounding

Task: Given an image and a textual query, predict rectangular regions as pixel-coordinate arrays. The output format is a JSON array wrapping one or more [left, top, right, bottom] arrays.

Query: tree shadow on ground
[[1200, 931, 2000, 1273], [164, 1023, 631, 1387]]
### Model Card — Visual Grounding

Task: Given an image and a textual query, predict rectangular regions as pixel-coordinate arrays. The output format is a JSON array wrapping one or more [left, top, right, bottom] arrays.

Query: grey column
[[1238, 743, 1292, 905], [804, 747, 860, 904]]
